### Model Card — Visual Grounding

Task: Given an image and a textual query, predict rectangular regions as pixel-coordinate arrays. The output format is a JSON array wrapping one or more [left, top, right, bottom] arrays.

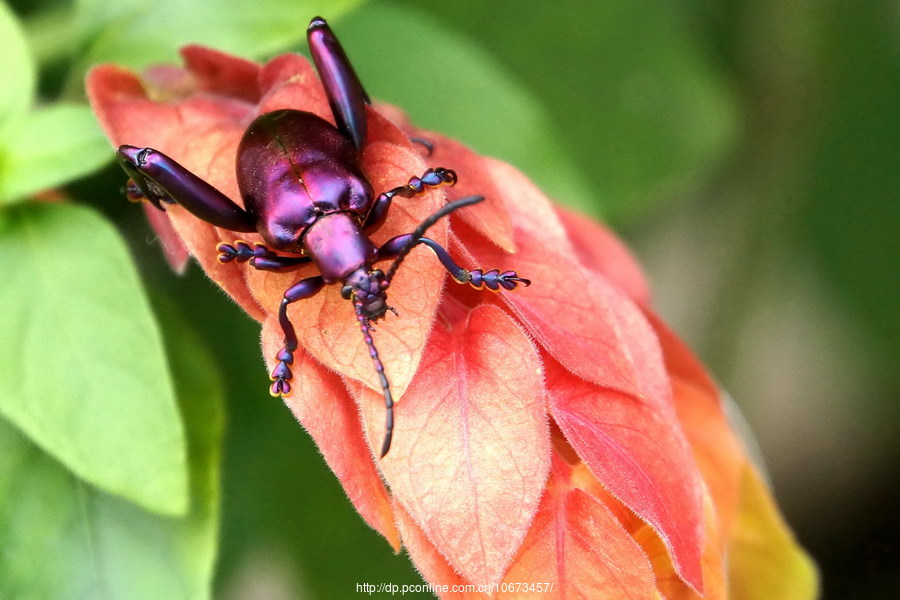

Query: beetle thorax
[[301, 212, 377, 283]]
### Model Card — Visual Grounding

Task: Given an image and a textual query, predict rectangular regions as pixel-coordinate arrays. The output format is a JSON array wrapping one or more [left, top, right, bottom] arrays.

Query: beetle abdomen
[[236, 109, 373, 250]]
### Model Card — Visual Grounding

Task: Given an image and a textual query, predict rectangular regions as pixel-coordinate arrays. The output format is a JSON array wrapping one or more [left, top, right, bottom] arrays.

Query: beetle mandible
[[116, 17, 530, 457]]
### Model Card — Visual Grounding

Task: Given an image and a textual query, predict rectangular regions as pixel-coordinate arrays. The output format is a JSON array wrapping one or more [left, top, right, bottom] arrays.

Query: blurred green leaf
[[798, 2, 900, 365], [337, 3, 594, 211], [0, 202, 188, 516], [0, 104, 111, 205], [67, 0, 364, 93], [0, 314, 222, 599], [402, 0, 740, 221], [22, 4, 80, 80], [0, 1, 36, 138]]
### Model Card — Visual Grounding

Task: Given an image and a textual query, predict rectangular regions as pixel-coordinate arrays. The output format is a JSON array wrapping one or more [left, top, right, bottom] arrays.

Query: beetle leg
[[376, 235, 530, 291], [123, 178, 170, 208], [363, 168, 458, 229], [216, 240, 312, 271], [270, 276, 326, 396], [117, 145, 256, 232], [307, 17, 370, 152]]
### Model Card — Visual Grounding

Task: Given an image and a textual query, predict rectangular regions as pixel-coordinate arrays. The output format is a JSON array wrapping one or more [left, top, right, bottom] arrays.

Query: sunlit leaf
[[501, 457, 660, 599], [393, 503, 473, 597], [0, 202, 187, 515], [0, 105, 110, 205], [0, 2, 34, 139], [453, 159, 644, 396], [356, 305, 548, 585], [555, 205, 650, 306], [631, 493, 727, 600], [649, 312, 745, 538], [395, 457, 663, 599], [546, 357, 705, 593], [0, 315, 222, 600]]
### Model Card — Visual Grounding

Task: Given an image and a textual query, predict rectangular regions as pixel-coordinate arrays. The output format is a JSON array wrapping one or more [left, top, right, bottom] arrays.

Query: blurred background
[[3, 0, 898, 598]]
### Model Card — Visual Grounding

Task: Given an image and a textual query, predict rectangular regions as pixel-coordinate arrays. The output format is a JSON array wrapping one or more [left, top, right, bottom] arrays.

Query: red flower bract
[[87, 42, 816, 599]]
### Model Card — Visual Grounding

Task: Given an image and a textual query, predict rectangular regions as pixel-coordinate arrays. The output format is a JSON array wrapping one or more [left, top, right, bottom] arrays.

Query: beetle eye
[[341, 285, 353, 299], [371, 269, 384, 279]]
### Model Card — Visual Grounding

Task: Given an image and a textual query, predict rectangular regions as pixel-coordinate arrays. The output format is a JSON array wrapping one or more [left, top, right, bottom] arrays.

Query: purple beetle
[[116, 17, 529, 457]]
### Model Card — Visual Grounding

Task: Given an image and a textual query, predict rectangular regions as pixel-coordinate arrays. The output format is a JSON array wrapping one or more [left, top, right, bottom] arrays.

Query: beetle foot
[[217, 240, 274, 264], [269, 347, 294, 397], [455, 268, 531, 291], [270, 378, 291, 396]]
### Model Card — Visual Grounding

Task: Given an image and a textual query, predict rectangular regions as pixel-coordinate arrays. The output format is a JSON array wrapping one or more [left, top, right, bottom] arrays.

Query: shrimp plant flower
[[87, 39, 817, 599]]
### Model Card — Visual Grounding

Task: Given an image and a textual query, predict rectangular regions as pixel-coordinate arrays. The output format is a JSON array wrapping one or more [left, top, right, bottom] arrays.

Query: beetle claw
[[270, 378, 291, 397], [499, 270, 531, 290]]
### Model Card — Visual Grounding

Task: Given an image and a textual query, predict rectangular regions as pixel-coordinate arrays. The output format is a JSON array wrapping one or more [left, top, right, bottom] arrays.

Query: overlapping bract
[[88, 45, 816, 599]]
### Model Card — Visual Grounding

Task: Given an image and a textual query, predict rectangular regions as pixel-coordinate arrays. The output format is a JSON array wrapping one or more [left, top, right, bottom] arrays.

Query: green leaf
[[0, 316, 222, 599], [0, 105, 111, 205], [0, 202, 188, 516], [797, 1, 900, 363], [0, 1, 36, 138], [337, 4, 594, 211], [20, 4, 79, 69], [401, 0, 740, 221], [66, 0, 364, 93]]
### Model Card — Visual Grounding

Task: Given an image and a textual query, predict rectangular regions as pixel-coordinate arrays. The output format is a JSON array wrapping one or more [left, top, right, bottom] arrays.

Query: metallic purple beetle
[[116, 17, 529, 457]]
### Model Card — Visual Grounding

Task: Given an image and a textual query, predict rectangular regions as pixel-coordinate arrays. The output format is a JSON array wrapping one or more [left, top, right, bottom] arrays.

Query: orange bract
[[87, 43, 816, 599]]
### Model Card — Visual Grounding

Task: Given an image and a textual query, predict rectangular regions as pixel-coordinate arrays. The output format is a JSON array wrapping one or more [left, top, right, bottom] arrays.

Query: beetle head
[[342, 267, 392, 321]]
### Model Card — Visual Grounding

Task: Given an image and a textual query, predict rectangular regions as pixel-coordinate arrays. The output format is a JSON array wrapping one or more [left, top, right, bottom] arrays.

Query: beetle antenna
[[384, 195, 484, 284], [352, 295, 394, 457]]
